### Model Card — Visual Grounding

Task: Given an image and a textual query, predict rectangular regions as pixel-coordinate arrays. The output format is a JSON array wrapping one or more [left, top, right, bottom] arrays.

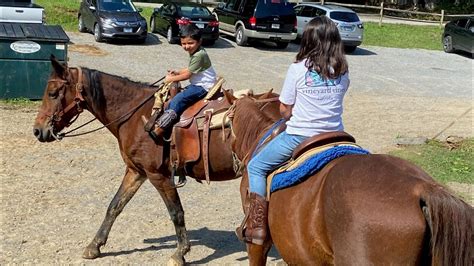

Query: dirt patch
[[69, 44, 108, 56]]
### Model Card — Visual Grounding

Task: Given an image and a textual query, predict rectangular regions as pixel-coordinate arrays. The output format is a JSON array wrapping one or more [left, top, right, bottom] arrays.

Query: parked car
[[78, 0, 148, 43], [442, 16, 474, 54], [150, 2, 219, 45], [0, 0, 45, 24], [294, 3, 363, 52], [213, 0, 297, 49]]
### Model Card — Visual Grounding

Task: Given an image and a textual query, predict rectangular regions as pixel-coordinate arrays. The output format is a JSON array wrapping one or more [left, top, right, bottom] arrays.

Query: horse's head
[[33, 55, 86, 142]]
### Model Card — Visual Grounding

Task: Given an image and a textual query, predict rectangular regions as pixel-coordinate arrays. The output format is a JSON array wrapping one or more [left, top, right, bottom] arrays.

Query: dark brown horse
[[224, 91, 473, 266], [32, 57, 277, 264]]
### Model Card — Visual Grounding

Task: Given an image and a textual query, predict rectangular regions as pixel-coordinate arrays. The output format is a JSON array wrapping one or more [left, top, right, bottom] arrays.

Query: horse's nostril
[[33, 128, 40, 138]]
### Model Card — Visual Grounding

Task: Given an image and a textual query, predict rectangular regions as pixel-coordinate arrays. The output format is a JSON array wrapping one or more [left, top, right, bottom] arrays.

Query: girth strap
[[202, 110, 213, 184]]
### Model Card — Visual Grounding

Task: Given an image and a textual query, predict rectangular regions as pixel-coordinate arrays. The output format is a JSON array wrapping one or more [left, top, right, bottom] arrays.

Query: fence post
[[322, 0, 325, 5], [440, 10, 444, 28], [379, 2, 384, 26]]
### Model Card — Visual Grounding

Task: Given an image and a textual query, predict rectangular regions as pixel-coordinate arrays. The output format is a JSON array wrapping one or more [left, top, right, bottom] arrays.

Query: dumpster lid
[[0, 23, 69, 42]]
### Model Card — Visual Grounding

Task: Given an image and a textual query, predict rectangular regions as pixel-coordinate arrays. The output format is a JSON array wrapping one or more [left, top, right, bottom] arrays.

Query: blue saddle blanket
[[270, 145, 370, 193]]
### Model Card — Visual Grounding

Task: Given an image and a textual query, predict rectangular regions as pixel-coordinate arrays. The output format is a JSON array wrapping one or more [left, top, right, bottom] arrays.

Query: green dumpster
[[0, 23, 69, 99]]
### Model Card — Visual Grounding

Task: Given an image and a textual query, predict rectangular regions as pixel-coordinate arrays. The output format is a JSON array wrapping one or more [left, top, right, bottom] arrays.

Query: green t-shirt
[[188, 47, 212, 73]]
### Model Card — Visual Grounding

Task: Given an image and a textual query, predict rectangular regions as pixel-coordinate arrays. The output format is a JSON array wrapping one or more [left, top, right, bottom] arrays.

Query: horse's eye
[[48, 90, 59, 99]]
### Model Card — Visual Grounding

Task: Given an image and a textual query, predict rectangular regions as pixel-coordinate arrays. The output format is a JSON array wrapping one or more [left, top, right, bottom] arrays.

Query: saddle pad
[[269, 145, 370, 194]]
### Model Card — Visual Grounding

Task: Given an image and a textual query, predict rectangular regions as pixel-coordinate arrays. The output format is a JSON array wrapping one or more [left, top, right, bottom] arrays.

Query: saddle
[[165, 79, 248, 185], [264, 131, 358, 199]]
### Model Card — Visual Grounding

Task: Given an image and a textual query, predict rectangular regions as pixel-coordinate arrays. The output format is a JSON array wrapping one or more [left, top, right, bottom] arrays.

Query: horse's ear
[[50, 54, 68, 79], [260, 88, 274, 99], [223, 89, 237, 104]]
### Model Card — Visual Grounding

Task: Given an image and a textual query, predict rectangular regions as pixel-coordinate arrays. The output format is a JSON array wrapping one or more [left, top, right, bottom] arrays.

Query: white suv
[[294, 3, 363, 52]]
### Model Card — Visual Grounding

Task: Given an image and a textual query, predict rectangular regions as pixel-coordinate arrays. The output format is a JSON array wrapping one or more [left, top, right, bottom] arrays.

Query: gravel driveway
[[1, 32, 472, 264]]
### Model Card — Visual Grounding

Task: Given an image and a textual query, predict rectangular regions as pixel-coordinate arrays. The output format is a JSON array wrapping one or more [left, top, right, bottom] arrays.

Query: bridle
[[43, 67, 164, 140]]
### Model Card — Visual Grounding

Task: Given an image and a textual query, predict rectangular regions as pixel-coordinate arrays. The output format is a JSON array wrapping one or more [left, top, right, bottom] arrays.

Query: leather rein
[[46, 67, 164, 140]]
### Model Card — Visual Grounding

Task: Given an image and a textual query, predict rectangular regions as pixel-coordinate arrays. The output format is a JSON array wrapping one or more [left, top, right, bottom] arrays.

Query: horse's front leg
[[247, 239, 273, 266], [83, 168, 146, 259], [149, 176, 189, 266]]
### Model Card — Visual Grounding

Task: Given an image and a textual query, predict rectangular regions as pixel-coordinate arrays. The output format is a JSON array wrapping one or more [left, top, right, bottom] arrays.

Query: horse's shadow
[[100, 227, 281, 263]]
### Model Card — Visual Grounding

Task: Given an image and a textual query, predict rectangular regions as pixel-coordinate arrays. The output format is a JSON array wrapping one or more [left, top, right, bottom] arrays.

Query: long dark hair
[[296, 16, 348, 80]]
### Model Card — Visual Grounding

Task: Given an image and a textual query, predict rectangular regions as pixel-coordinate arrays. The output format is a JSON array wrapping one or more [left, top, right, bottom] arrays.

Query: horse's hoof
[[82, 245, 101, 259], [167, 254, 185, 266]]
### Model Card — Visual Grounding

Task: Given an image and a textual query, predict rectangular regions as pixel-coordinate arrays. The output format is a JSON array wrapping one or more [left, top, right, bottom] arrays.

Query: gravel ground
[[0, 31, 472, 264]]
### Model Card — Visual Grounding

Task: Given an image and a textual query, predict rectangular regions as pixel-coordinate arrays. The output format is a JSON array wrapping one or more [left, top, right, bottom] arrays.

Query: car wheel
[[235, 26, 248, 46], [276, 41, 289, 49], [150, 17, 156, 33], [94, 23, 104, 42], [443, 35, 454, 53], [78, 15, 86, 32], [167, 27, 176, 44], [344, 46, 357, 53]]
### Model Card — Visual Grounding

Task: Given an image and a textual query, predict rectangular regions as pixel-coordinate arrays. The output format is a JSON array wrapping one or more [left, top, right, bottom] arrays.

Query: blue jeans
[[167, 84, 207, 115], [248, 131, 308, 197]]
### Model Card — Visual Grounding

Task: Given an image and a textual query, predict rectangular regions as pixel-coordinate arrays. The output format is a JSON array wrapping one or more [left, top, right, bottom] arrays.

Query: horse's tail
[[421, 185, 473, 266]]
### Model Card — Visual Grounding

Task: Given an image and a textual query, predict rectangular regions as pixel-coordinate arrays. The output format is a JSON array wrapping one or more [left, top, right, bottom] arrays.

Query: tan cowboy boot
[[236, 192, 269, 245]]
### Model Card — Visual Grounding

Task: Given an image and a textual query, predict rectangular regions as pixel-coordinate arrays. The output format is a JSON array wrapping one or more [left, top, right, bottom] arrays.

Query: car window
[[467, 20, 474, 32], [255, 0, 294, 17], [225, 0, 243, 12], [456, 18, 468, 28], [162, 4, 174, 15], [242, 0, 257, 16], [315, 7, 326, 16], [179, 6, 211, 17], [329, 11, 359, 22], [294, 5, 303, 15], [300, 6, 316, 17], [99, 0, 135, 12]]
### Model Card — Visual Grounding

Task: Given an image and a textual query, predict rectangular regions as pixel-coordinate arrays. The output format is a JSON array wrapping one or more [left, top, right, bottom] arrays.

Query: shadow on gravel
[[101, 33, 162, 46], [348, 47, 377, 56], [218, 35, 300, 53], [99, 227, 281, 263], [204, 37, 235, 49]]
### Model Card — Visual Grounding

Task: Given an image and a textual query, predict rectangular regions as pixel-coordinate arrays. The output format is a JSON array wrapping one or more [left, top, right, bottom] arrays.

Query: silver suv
[[294, 3, 363, 52]]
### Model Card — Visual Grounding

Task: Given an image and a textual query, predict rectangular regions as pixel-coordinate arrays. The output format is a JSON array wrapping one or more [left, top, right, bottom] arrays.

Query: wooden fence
[[297, 1, 474, 27]]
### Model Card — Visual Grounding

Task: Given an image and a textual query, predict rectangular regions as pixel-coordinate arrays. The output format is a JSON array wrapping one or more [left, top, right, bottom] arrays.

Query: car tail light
[[249, 16, 256, 27], [294, 18, 297, 29], [177, 17, 191, 25], [208, 20, 219, 27]]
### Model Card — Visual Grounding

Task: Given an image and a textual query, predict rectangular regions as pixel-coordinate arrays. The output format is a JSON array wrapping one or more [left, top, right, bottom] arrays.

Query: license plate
[[124, 27, 132, 33], [196, 23, 204, 29], [341, 26, 354, 32], [271, 23, 280, 29]]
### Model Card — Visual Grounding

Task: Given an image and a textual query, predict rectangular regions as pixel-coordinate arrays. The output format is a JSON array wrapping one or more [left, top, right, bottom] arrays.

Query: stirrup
[[143, 111, 160, 132], [235, 211, 250, 242]]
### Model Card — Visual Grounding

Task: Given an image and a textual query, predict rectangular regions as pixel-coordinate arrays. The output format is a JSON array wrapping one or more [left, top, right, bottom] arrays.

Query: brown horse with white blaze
[[224, 91, 473, 266], [32, 57, 278, 264]]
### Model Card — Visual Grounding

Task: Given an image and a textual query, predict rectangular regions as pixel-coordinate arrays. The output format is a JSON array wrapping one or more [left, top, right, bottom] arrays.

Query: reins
[[53, 73, 165, 140]]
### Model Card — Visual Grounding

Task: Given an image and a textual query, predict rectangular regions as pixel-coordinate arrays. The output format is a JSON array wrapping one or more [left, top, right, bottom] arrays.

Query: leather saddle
[[167, 87, 242, 185]]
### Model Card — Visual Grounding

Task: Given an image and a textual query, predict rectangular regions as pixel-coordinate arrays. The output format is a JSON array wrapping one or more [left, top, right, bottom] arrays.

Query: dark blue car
[[442, 16, 473, 54]]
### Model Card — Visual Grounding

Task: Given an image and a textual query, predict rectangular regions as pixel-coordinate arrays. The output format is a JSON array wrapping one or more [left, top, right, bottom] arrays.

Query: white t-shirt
[[279, 59, 350, 137]]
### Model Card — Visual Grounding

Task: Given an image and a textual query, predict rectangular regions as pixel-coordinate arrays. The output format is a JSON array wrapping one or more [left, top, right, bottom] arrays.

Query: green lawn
[[389, 138, 474, 184], [363, 22, 444, 50]]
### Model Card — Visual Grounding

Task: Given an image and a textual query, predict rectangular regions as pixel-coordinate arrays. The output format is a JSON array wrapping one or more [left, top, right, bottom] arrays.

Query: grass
[[389, 138, 474, 185], [36, 0, 443, 50], [0, 98, 41, 108], [363, 22, 443, 50]]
